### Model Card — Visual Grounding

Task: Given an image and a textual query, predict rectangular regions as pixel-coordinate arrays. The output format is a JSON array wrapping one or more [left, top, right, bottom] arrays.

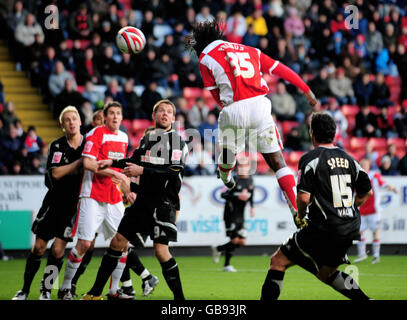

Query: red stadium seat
[[369, 106, 380, 114], [385, 76, 401, 87], [347, 150, 365, 161], [202, 89, 212, 99], [121, 119, 132, 132], [368, 138, 387, 152], [341, 105, 359, 117], [76, 85, 84, 94], [387, 137, 406, 151], [350, 137, 368, 152], [282, 121, 300, 136], [132, 119, 153, 134], [390, 86, 401, 103], [183, 87, 203, 99], [288, 151, 305, 167]]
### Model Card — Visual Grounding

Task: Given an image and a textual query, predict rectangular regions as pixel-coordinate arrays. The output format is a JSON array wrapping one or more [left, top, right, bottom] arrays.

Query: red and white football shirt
[[80, 125, 128, 204], [199, 40, 310, 108], [199, 40, 269, 107], [360, 171, 386, 216]]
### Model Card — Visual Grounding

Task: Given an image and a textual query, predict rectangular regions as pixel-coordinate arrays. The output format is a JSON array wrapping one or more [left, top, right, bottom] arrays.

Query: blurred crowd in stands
[[0, 0, 407, 176]]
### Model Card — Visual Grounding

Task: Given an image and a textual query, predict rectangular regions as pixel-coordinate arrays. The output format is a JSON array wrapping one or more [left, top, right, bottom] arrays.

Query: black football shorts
[[280, 224, 352, 275]]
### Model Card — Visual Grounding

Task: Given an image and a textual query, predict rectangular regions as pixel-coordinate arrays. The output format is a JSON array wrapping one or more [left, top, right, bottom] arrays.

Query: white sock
[[372, 240, 380, 258], [109, 252, 127, 294], [122, 280, 133, 287], [357, 238, 366, 257], [61, 248, 84, 290], [140, 269, 150, 281]]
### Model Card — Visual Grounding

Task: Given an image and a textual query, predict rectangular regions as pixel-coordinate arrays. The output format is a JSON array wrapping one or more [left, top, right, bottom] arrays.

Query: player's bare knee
[[52, 244, 65, 259], [76, 239, 91, 255], [154, 243, 171, 262], [110, 233, 127, 251], [32, 239, 47, 256], [262, 152, 286, 172], [269, 250, 289, 271]]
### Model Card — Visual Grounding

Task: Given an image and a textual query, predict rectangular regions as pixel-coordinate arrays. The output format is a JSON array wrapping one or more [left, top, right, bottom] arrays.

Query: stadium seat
[[341, 105, 359, 117], [256, 157, 270, 174], [347, 150, 365, 161], [369, 106, 380, 114], [390, 86, 401, 102], [132, 119, 153, 134], [350, 137, 369, 152], [76, 85, 84, 94], [387, 137, 406, 151], [369, 137, 387, 152], [121, 119, 132, 132], [282, 121, 300, 136], [288, 151, 305, 167], [183, 87, 203, 99], [385, 75, 401, 87]]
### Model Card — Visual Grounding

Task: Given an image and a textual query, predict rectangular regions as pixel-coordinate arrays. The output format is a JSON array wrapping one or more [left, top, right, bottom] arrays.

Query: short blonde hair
[[152, 99, 176, 115], [59, 106, 80, 124]]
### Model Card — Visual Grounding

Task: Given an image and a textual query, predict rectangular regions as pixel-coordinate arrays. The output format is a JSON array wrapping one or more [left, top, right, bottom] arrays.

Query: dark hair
[[186, 19, 224, 56], [310, 112, 336, 144], [103, 101, 122, 116]]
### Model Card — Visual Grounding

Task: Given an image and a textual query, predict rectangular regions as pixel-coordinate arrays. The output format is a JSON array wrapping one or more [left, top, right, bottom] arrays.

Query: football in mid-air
[[116, 26, 146, 54]]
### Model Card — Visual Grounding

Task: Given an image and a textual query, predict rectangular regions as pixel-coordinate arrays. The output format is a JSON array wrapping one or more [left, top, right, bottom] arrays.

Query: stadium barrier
[[0, 176, 406, 248]]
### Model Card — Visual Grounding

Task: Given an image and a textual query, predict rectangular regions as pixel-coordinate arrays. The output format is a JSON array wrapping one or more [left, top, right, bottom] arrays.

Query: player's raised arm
[[259, 52, 317, 107]]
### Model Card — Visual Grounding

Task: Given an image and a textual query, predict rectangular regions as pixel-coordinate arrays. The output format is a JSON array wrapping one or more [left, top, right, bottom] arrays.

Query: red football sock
[[276, 167, 298, 213]]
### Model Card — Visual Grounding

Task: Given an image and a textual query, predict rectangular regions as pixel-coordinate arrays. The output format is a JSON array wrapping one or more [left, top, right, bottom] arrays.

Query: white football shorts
[[360, 213, 380, 232], [72, 197, 125, 241], [217, 95, 283, 154]]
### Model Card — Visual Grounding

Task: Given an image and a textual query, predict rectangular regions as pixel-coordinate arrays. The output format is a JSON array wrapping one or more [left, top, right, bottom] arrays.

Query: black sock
[[126, 248, 146, 276], [225, 250, 233, 266], [217, 241, 239, 253], [72, 248, 94, 286], [88, 248, 121, 296], [261, 269, 285, 300], [326, 271, 370, 300], [120, 265, 131, 284], [161, 258, 184, 300], [22, 252, 43, 294], [41, 252, 64, 292]]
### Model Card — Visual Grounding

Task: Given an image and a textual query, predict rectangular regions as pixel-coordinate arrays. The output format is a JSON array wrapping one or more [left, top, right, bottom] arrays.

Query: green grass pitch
[[1, 254, 406, 300]]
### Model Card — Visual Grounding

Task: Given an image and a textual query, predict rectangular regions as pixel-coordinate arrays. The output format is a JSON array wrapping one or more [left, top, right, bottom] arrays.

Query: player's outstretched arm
[[260, 53, 317, 107]]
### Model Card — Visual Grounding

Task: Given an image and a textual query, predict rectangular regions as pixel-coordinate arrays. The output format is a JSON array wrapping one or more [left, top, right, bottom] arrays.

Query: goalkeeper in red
[[187, 20, 317, 227]]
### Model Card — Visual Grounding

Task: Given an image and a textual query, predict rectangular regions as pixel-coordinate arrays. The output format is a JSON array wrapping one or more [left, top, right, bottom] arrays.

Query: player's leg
[[85, 232, 129, 298], [262, 151, 298, 216], [125, 239, 159, 297], [355, 216, 368, 262], [40, 238, 67, 299], [217, 147, 237, 188], [107, 243, 128, 298], [13, 237, 48, 299], [71, 236, 97, 297], [261, 249, 294, 300], [371, 214, 381, 264], [254, 97, 297, 218], [217, 112, 239, 189], [372, 229, 380, 264], [316, 265, 370, 300], [154, 242, 185, 300], [60, 198, 102, 298]]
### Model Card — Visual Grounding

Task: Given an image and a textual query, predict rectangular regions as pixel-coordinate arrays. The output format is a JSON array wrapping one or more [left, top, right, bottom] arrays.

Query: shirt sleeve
[[297, 156, 315, 194], [82, 128, 102, 160], [47, 141, 65, 170], [199, 62, 217, 90]]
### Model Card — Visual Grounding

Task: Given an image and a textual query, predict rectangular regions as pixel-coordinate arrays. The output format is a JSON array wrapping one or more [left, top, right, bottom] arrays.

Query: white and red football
[[116, 26, 146, 54]]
